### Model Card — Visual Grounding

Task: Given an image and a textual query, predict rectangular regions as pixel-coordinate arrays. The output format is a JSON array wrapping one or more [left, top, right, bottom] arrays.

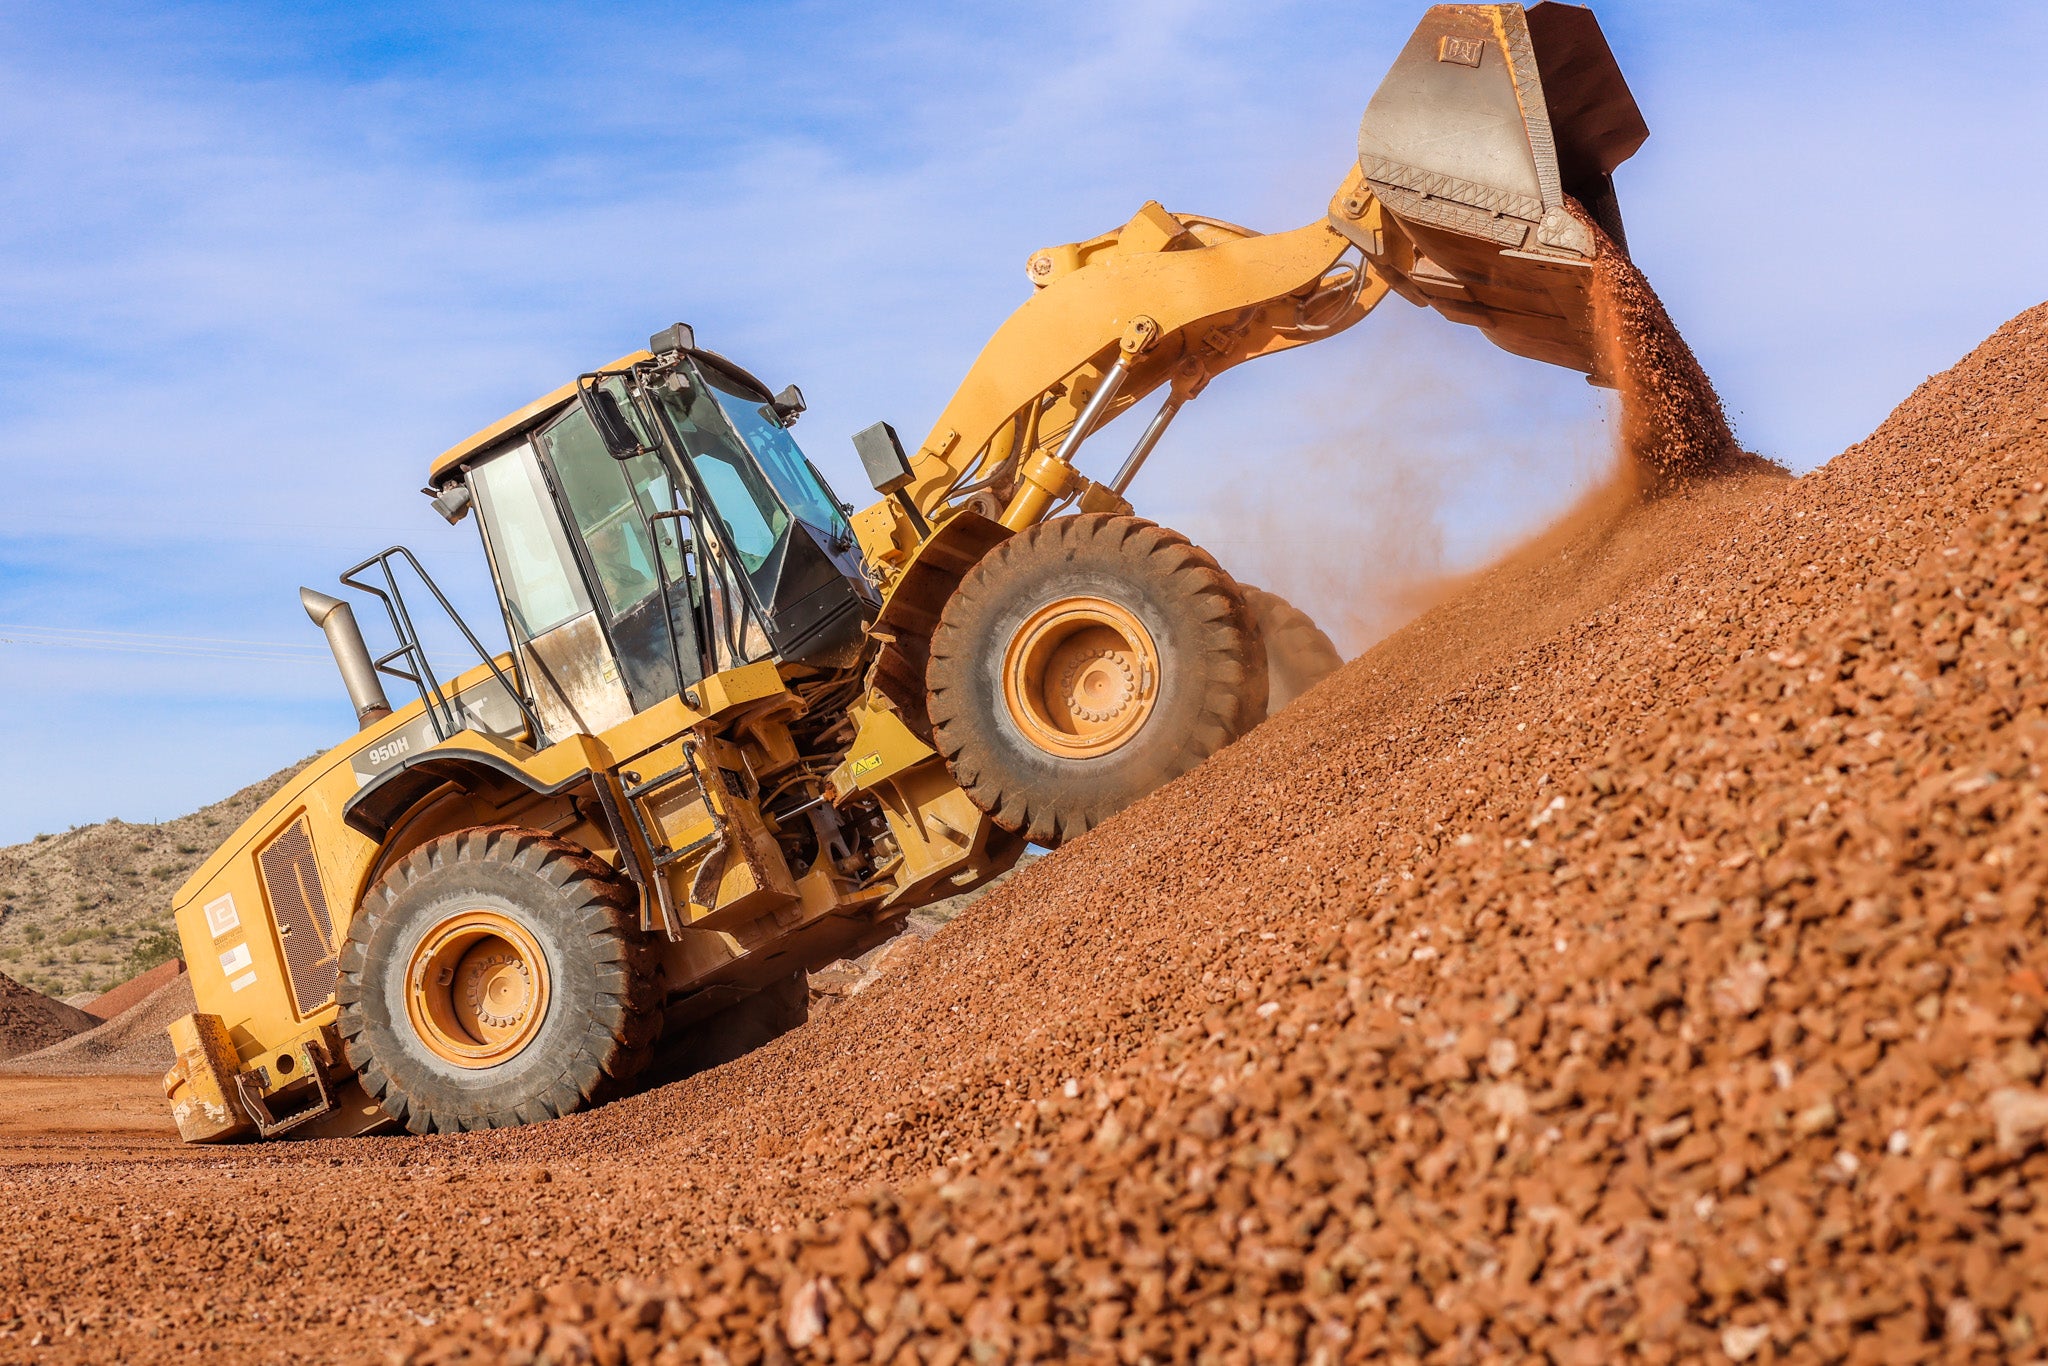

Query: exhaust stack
[[300, 587, 392, 728]]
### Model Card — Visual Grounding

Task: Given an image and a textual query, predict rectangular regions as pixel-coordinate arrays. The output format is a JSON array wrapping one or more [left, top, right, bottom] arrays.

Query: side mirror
[[854, 420, 930, 538], [769, 384, 806, 426], [578, 377, 644, 460], [429, 483, 473, 524]]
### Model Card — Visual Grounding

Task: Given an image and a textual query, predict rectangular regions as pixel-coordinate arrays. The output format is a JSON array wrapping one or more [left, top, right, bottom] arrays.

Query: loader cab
[[447, 343, 873, 741]]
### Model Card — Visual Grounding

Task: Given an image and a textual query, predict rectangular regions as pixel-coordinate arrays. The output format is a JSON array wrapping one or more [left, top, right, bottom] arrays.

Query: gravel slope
[[0, 973, 194, 1076], [3, 292, 2046, 1361]]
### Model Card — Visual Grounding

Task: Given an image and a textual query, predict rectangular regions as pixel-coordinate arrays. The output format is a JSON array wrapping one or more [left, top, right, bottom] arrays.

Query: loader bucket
[[1339, 2, 1647, 382]]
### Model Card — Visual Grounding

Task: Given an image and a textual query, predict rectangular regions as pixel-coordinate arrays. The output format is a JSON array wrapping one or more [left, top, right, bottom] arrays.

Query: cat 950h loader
[[162, 2, 1646, 1141]]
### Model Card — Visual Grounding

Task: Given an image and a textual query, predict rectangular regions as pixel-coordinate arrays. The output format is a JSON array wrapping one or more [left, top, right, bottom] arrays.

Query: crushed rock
[[0, 973, 194, 1076], [7, 293, 2048, 1363], [0, 973, 97, 1063]]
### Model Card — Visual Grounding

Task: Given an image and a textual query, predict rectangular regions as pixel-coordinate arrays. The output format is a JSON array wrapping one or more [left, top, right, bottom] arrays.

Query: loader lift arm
[[853, 181, 1391, 573]]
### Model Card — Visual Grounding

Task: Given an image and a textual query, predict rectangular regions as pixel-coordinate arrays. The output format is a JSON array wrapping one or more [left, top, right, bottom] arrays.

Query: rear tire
[[926, 513, 1266, 845], [335, 826, 659, 1135], [1242, 585, 1343, 715]]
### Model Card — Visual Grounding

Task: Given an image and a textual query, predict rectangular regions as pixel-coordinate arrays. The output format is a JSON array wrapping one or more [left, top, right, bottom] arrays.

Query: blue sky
[[1, 1, 2044, 842]]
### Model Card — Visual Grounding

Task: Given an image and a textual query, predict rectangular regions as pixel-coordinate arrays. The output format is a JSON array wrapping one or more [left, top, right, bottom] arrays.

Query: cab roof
[[427, 350, 651, 485]]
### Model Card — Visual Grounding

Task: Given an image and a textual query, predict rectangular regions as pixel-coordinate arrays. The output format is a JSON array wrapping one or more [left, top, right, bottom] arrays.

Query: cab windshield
[[653, 382, 790, 586], [699, 368, 852, 546], [650, 360, 851, 602]]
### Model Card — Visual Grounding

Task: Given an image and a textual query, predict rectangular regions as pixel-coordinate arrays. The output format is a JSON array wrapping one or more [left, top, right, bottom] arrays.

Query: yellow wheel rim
[[404, 909, 551, 1069], [1001, 594, 1160, 758]]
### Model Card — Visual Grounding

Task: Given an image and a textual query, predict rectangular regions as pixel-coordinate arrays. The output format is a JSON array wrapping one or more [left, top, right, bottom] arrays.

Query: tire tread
[[926, 513, 1266, 845], [336, 826, 659, 1135]]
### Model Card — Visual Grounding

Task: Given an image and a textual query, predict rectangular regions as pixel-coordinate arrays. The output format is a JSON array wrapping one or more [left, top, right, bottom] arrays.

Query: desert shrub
[[127, 926, 182, 975]]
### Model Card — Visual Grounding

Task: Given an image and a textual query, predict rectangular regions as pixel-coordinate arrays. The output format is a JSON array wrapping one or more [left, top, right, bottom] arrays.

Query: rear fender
[[342, 744, 591, 843], [343, 744, 624, 916]]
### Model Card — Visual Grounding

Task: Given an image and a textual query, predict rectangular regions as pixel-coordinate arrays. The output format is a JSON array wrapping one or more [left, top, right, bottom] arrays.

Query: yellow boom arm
[[850, 2, 1648, 583], [851, 179, 1390, 573]]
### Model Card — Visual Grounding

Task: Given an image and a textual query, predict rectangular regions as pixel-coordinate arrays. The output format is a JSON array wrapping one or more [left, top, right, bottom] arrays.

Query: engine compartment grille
[[257, 818, 339, 1018]]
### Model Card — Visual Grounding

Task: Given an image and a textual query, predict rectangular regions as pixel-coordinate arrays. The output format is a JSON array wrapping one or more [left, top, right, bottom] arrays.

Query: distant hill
[[0, 761, 309, 999]]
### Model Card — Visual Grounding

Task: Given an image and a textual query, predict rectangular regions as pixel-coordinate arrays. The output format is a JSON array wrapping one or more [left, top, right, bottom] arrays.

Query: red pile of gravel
[[80, 959, 184, 1023], [393, 305, 2048, 1362], [6, 302, 2048, 1364], [0, 973, 96, 1063], [0, 972, 194, 1076]]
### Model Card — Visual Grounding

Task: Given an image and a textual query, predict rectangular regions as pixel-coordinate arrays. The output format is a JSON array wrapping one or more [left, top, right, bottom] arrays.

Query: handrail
[[339, 547, 545, 745]]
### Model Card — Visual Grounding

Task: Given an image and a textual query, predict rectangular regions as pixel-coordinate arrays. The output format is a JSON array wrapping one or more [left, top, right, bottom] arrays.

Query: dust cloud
[[1198, 225, 1773, 658], [1189, 311, 1616, 658]]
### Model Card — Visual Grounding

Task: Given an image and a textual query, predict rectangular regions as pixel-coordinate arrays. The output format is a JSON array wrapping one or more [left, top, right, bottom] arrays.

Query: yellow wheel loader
[[162, 3, 1646, 1141]]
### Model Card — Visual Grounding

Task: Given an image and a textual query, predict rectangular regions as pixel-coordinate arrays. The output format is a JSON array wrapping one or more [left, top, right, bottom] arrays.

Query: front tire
[[335, 826, 659, 1134], [926, 514, 1266, 845]]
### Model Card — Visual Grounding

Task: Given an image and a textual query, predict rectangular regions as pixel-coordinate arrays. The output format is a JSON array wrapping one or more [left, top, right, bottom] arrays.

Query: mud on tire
[[335, 826, 660, 1134], [926, 513, 1267, 845]]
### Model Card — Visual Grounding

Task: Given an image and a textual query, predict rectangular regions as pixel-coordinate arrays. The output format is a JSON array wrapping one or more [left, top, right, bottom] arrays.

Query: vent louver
[[257, 818, 339, 1017]]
